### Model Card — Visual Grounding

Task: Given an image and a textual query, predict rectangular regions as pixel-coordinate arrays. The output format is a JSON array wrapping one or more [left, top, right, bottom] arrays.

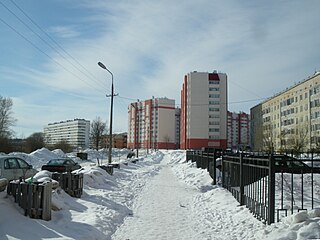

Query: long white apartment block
[[44, 118, 90, 149]]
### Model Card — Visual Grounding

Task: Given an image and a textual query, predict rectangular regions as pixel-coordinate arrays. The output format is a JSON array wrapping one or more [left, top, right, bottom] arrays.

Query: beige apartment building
[[127, 97, 176, 150], [251, 72, 320, 152], [180, 71, 228, 150]]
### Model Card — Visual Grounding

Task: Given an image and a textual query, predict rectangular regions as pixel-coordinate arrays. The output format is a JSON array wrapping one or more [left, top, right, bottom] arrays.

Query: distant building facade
[[127, 97, 176, 150], [251, 72, 320, 152], [113, 133, 127, 149], [103, 132, 128, 149], [44, 119, 90, 149], [227, 111, 250, 150], [180, 71, 228, 150], [175, 107, 181, 149]]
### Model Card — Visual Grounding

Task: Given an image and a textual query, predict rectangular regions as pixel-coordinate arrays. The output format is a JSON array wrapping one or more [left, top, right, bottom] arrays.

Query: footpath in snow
[[112, 154, 199, 239], [112, 152, 264, 240]]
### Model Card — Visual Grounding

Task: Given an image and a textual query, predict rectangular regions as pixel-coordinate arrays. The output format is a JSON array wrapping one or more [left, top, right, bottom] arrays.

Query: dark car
[[273, 155, 320, 174], [244, 154, 320, 174], [41, 158, 81, 173]]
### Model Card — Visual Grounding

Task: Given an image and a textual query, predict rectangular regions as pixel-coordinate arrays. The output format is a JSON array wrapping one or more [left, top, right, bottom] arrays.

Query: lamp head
[[98, 62, 107, 70]]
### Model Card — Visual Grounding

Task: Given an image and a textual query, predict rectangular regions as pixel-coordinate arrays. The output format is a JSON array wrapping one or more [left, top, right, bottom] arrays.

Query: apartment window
[[209, 135, 219, 139], [209, 101, 220, 105], [209, 121, 220, 125], [209, 94, 220, 98], [209, 108, 220, 112], [209, 81, 219, 85], [209, 128, 220, 132], [209, 87, 219, 91]]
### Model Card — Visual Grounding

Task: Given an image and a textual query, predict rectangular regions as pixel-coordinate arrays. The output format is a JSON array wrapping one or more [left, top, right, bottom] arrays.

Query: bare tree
[[278, 129, 289, 153], [0, 96, 16, 138], [25, 132, 45, 153], [163, 135, 171, 150], [90, 117, 107, 150], [53, 140, 73, 153], [290, 123, 309, 155], [262, 122, 275, 153], [314, 139, 320, 153]]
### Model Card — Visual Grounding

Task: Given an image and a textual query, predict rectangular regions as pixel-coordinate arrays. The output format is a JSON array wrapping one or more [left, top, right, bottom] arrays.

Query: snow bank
[[30, 147, 60, 161], [256, 209, 320, 239], [169, 150, 214, 191]]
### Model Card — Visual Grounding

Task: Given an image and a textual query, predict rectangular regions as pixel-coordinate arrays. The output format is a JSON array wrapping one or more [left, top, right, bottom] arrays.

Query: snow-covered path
[[111, 152, 267, 240], [112, 156, 199, 239]]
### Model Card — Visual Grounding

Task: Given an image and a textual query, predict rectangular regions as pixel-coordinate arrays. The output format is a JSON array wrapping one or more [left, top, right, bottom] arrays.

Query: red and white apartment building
[[227, 111, 250, 150], [180, 71, 228, 150], [127, 97, 176, 150]]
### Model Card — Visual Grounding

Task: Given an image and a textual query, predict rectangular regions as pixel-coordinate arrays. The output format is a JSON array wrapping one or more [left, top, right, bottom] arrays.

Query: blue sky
[[1, 0, 320, 137]]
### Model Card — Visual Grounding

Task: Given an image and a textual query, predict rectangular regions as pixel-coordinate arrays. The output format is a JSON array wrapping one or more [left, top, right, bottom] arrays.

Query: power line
[[228, 79, 262, 99], [175, 97, 266, 107], [8, 0, 107, 91], [118, 95, 140, 101], [118, 92, 265, 107], [0, 15, 105, 95], [0, 1, 107, 94]]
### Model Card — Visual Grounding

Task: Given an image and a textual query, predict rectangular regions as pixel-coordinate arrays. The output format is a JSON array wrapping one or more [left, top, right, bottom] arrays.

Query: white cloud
[[49, 25, 81, 39], [4, 0, 320, 136]]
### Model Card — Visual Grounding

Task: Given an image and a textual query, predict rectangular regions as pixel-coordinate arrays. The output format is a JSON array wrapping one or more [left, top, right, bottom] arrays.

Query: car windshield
[[48, 159, 66, 165]]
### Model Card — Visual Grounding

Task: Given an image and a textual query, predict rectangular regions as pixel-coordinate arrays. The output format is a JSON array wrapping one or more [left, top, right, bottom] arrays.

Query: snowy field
[[1, 148, 320, 239]]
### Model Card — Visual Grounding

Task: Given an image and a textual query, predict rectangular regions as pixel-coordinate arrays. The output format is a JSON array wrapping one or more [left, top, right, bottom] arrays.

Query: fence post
[[239, 152, 244, 205], [221, 154, 225, 188], [42, 182, 52, 221], [268, 154, 275, 224], [213, 149, 217, 185]]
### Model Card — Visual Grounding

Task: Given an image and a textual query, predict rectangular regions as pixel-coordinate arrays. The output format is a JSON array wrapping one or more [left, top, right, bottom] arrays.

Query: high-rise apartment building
[[180, 71, 228, 150], [251, 72, 320, 152], [227, 111, 250, 150], [44, 119, 90, 149], [127, 97, 176, 150]]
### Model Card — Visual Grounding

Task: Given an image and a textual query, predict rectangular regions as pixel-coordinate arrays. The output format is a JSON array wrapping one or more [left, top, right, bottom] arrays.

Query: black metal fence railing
[[222, 154, 273, 224], [186, 150, 320, 225], [186, 149, 224, 185]]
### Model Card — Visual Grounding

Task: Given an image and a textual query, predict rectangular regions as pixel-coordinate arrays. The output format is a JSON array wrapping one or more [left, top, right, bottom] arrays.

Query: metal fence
[[186, 149, 224, 185], [186, 150, 320, 225], [222, 154, 273, 224], [7, 181, 52, 220]]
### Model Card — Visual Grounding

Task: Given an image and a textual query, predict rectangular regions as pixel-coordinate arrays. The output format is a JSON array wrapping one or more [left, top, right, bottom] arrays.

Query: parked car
[[41, 158, 81, 173], [0, 156, 37, 181], [273, 155, 320, 174], [243, 154, 320, 174]]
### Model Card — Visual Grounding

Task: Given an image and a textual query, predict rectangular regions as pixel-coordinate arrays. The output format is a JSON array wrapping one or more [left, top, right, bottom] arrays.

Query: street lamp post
[[131, 101, 140, 158], [98, 61, 115, 164]]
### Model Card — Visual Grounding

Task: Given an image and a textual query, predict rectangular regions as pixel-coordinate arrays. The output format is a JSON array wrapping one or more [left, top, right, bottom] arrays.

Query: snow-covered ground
[[1, 149, 320, 239]]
